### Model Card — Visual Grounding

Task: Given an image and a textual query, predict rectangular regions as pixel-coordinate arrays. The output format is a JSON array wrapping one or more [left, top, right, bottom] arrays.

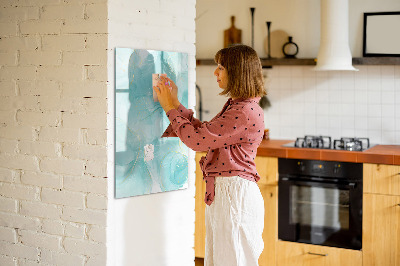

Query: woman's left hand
[[153, 78, 175, 113]]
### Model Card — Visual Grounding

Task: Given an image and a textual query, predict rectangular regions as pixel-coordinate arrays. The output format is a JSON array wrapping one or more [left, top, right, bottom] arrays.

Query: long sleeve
[[161, 104, 202, 138], [165, 105, 249, 152]]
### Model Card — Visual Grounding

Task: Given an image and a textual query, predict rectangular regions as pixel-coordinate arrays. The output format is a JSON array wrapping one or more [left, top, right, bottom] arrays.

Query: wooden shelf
[[352, 57, 400, 65], [196, 57, 400, 67]]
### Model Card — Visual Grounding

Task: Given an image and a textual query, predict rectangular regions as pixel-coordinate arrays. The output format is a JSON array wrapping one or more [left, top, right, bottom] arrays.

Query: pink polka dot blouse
[[162, 97, 265, 205]]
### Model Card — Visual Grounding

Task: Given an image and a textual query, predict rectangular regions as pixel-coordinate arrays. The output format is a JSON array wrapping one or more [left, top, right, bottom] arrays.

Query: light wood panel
[[364, 164, 400, 196], [255, 156, 278, 186], [259, 185, 278, 266], [195, 152, 207, 258], [276, 241, 362, 266], [363, 193, 400, 266]]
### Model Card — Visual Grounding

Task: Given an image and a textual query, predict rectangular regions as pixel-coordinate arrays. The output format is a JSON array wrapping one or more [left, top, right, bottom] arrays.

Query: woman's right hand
[[160, 76, 180, 108]]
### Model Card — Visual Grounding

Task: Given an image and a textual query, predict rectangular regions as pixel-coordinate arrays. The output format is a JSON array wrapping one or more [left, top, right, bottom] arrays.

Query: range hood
[[314, 0, 358, 71]]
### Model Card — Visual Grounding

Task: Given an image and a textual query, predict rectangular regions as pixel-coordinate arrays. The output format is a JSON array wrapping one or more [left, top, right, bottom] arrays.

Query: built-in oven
[[278, 158, 363, 250]]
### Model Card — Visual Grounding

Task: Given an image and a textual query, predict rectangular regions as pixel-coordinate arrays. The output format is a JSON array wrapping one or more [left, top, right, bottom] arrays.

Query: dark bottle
[[282, 36, 299, 58]]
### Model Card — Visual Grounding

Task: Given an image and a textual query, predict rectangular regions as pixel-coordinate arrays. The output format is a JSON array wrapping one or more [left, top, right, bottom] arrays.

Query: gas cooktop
[[282, 135, 375, 151]]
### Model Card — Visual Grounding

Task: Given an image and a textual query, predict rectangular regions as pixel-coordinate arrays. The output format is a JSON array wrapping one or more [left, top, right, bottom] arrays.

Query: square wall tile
[[304, 88, 316, 103], [341, 103, 355, 116], [304, 102, 316, 115], [316, 89, 329, 103], [316, 103, 330, 115], [341, 128, 355, 137], [354, 116, 368, 130], [381, 131, 396, 144], [341, 89, 355, 104], [382, 78, 395, 91], [381, 66, 395, 77], [367, 104, 381, 118], [355, 104, 368, 116], [367, 91, 381, 105], [316, 115, 330, 128], [367, 77, 381, 91], [354, 90, 368, 104], [291, 67, 304, 78], [382, 90, 395, 104], [382, 104, 395, 118], [328, 88, 341, 103], [367, 129, 382, 144], [368, 117, 382, 131], [341, 117, 355, 129], [291, 77, 304, 90], [382, 117, 396, 131]]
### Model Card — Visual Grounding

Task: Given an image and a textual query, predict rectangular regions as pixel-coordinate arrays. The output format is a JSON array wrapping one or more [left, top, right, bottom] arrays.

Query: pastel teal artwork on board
[[115, 48, 189, 199]]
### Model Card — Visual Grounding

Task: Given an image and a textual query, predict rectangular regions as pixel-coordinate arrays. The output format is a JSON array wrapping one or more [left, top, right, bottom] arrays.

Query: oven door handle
[[280, 177, 357, 189]]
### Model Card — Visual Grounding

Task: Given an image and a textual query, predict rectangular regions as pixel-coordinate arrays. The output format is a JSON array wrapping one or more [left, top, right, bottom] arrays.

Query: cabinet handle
[[307, 252, 328, 256], [397, 204, 400, 207]]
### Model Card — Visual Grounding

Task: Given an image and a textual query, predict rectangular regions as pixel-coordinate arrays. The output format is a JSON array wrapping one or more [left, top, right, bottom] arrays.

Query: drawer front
[[277, 241, 362, 266], [364, 164, 400, 196]]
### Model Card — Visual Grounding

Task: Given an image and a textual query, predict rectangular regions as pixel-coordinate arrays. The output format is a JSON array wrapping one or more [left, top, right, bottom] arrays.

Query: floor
[[195, 257, 204, 266]]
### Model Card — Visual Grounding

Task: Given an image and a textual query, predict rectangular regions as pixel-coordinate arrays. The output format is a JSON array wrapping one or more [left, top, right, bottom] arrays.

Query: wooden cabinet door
[[276, 241, 362, 266], [195, 152, 207, 258], [255, 156, 278, 186], [364, 164, 400, 196], [259, 185, 278, 266], [363, 193, 400, 266]]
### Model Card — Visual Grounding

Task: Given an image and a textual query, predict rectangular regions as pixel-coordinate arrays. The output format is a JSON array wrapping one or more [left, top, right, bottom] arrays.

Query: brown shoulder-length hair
[[214, 44, 266, 99]]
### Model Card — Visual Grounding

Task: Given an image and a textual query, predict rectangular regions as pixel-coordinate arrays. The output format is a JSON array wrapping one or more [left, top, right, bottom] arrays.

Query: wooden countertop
[[257, 139, 400, 165]]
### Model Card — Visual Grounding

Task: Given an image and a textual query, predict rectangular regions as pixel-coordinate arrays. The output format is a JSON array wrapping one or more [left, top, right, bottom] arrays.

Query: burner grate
[[287, 136, 371, 151], [333, 137, 370, 151], [295, 135, 332, 149]]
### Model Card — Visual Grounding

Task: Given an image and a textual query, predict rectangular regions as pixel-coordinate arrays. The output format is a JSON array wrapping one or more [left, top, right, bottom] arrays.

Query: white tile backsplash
[[382, 90, 395, 104], [196, 65, 400, 144]]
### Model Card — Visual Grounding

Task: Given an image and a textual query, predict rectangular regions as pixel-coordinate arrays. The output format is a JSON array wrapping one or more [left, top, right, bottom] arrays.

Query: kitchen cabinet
[[363, 163, 400, 266], [195, 152, 207, 258], [363, 163, 400, 196], [254, 156, 278, 186], [256, 156, 278, 266], [194, 154, 279, 265], [363, 193, 400, 266], [259, 184, 278, 266], [195, 156, 400, 265], [276, 241, 362, 266]]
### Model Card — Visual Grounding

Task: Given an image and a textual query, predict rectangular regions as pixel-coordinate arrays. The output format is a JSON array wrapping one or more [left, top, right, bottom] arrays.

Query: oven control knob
[[298, 161, 305, 171], [334, 164, 341, 174]]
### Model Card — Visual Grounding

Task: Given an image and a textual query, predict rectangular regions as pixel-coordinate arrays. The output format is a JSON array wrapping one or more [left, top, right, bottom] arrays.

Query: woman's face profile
[[214, 64, 228, 90]]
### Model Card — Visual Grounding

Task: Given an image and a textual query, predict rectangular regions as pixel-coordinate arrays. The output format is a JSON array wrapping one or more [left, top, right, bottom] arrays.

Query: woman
[[154, 44, 266, 266]]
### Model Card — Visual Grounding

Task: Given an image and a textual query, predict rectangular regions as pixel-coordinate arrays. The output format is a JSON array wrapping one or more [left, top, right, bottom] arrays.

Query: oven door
[[278, 176, 362, 250]]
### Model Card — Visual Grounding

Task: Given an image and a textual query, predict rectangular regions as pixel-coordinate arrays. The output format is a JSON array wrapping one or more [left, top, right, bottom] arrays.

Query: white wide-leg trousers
[[205, 176, 265, 266]]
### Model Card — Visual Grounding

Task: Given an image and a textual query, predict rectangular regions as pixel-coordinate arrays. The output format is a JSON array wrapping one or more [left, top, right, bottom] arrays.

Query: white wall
[[0, 1, 108, 265], [196, 0, 400, 145], [196, 0, 400, 58], [107, 1, 197, 266]]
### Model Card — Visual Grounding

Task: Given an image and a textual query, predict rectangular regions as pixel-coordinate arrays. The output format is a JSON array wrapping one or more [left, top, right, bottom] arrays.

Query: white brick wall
[[1, 0, 198, 264], [0, 0, 108, 265]]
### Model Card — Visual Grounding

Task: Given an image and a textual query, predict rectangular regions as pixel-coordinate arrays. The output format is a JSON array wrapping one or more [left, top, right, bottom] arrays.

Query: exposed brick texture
[[0, 1, 108, 265]]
